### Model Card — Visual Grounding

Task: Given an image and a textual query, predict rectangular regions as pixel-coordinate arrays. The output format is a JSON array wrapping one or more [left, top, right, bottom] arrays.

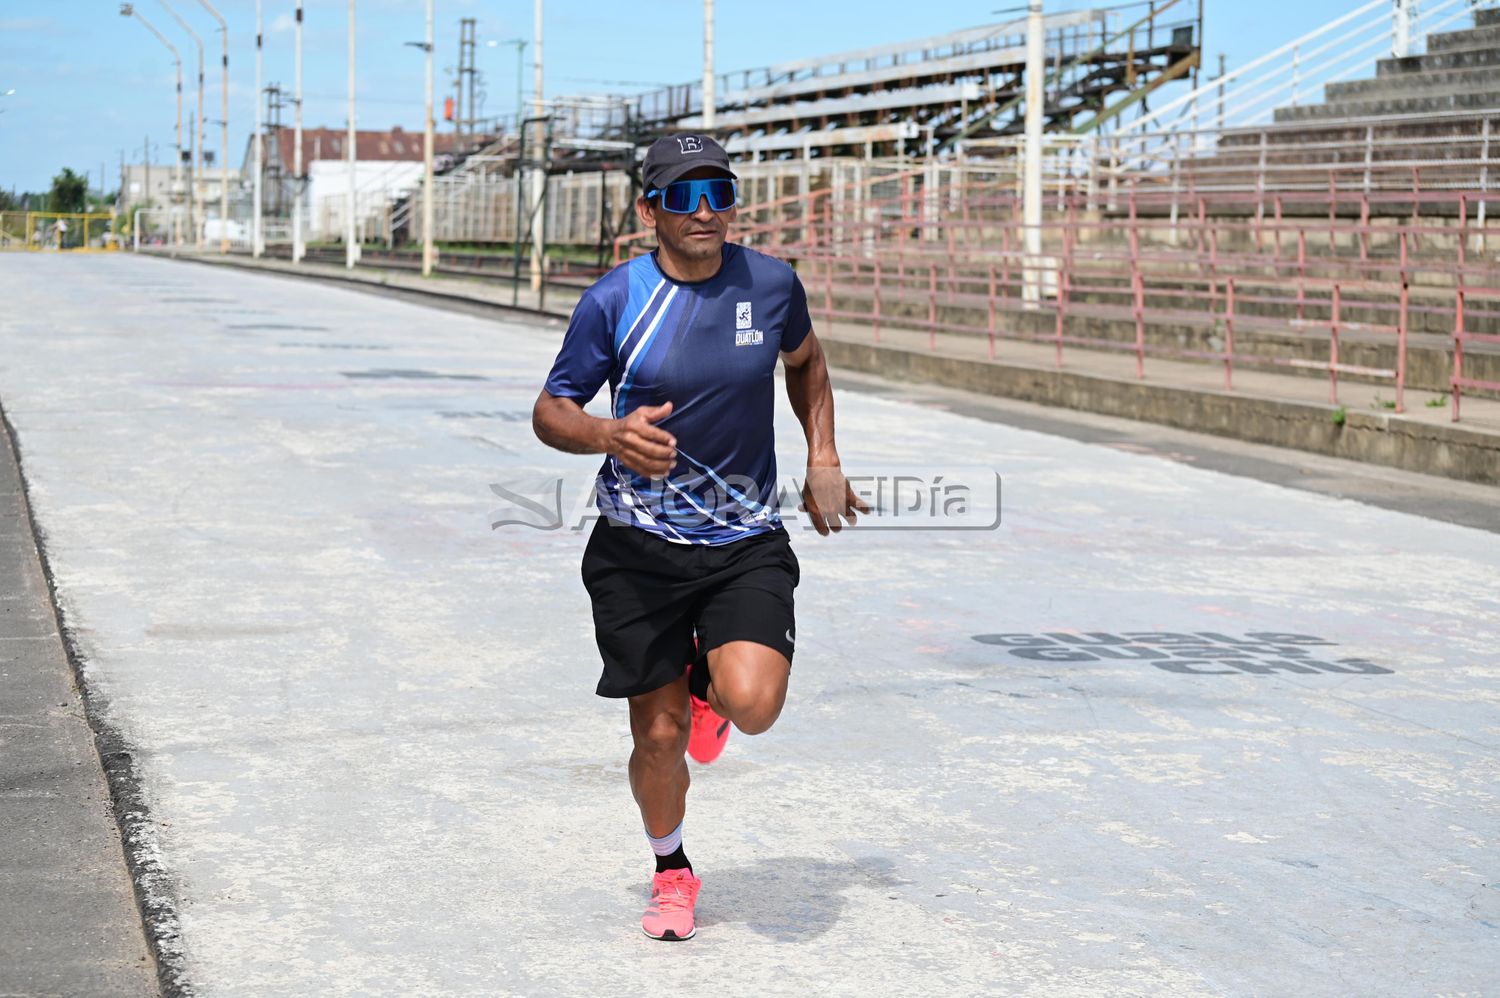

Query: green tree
[[48, 168, 88, 214]]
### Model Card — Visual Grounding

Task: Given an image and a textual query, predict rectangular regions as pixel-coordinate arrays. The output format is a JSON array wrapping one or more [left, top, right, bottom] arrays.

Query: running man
[[532, 134, 865, 940]]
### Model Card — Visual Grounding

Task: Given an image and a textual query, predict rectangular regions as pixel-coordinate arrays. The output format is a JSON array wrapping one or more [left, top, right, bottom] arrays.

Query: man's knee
[[634, 708, 690, 756], [733, 694, 783, 735], [713, 670, 785, 735]]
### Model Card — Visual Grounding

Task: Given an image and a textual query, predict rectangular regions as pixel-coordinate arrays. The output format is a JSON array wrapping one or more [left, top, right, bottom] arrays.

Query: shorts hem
[[696, 631, 795, 666], [595, 664, 688, 700]]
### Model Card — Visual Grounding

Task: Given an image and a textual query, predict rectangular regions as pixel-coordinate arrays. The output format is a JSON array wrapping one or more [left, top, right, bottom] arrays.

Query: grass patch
[[1331, 406, 1347, 426]]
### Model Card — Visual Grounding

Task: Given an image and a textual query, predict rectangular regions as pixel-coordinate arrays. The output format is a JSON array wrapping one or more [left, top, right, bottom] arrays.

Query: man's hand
[[800, 463, 870, 536], [607, 402, 677, 477]]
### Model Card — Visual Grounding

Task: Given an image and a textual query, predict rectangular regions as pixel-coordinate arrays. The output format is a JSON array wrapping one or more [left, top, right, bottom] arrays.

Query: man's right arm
[[532, 392, 678, 478]]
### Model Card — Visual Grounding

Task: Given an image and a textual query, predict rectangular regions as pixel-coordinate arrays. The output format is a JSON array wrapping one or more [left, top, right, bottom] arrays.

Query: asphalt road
[[0, 253, 1496, 996]]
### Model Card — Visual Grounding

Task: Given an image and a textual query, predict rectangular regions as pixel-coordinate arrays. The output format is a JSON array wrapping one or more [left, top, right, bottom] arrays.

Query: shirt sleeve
[[781, 271, 813, 354], [543, 292, 615, 403]]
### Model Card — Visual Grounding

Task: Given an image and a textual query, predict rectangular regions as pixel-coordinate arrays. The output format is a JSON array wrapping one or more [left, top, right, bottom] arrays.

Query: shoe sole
[[642, 925, 696, 941]]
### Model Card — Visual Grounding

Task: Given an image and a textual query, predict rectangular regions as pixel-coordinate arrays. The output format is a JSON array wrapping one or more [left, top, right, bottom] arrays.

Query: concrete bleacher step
[[1377, 46, 1500, 77], [1426, 22, 1500, 55], [1275, 90, 1500, 123], [1327, 66, 1500, 103]]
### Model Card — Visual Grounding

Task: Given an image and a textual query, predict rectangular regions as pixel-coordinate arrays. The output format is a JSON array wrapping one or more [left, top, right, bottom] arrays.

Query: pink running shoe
[[641, 868, 701, 941], [687, 665, 730, 764]]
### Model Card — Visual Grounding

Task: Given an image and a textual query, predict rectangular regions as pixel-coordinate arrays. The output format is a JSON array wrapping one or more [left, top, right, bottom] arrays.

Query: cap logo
[[676, 136, 703, 154]]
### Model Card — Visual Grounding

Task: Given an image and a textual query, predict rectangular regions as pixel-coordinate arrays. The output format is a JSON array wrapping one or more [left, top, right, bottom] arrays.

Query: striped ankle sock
[[647, 820, 690, 873]]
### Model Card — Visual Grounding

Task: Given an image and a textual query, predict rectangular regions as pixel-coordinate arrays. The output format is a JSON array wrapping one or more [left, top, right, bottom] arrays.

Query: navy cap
[[641, 134, 736, 193]]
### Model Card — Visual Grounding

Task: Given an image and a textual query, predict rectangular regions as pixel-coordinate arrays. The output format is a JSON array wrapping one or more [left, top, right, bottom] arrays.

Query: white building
[[242, 126, 464, 242]]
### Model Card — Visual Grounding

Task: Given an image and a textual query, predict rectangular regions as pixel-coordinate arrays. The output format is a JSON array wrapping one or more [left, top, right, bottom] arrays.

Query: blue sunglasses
[[646, 177, 737, 214]]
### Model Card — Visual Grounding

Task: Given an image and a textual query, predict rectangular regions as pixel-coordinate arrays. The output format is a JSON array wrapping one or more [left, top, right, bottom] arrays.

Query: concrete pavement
[[0, 253, 1497, 996]]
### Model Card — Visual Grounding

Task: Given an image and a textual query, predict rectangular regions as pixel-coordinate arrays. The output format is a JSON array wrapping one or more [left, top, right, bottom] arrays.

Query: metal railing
[[647, 175, 1500, 424], [1111, 0, 1500, 172], [1, 211, 120, 252]]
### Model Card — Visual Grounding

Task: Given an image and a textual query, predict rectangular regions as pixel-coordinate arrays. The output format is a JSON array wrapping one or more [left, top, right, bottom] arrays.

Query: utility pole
[[423, 0, 435, 276], [1393, 0, 1413, 58], [293, 0, 305, 262], [194, 0, 229, 252], [494, 38, 526, 136], [457, 18, 477, 143], [158, 0, 205, 249], [1216, 53, 1227, 137], [121, 5, 184, 248], [144, 135, 151, 223], [453, 45, 463, 143], [703, 0, 715, 130], [346, 0, 358, 269], [513, 40, 526, 137], [253, 0, 263, 256], [530, 0, 544, 292], [1022, 0, 1044, 307], [265, 84, 283, 215]]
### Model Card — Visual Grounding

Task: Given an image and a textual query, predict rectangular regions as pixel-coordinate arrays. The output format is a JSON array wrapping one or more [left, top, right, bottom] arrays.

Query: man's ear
[[635, 195, 657, 230]]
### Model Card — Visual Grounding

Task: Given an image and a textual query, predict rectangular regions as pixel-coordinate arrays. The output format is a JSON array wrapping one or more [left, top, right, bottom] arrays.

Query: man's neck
[[655, 245, 724, 283]]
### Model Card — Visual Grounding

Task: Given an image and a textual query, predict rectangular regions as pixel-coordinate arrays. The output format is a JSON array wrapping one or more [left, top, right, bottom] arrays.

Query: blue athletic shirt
[[543, 243, 812, 546]]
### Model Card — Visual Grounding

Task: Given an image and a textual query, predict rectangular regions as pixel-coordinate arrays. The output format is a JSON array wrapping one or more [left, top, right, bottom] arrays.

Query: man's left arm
[[782, 328, 868, 536]]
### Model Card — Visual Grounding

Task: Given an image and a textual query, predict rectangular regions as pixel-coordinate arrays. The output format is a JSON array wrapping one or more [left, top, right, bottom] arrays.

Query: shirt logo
[[735, 301, 753, 329], [677, 136, 703, 154], [735, 329, 764, 347]]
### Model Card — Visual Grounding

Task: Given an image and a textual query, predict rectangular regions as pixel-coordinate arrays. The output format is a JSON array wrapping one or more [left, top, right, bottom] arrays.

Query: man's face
[[637, 165, 737, 265]]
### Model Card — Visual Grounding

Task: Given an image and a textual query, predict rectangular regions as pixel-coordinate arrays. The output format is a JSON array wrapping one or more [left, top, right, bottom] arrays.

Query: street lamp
[[193, 0, 230, 254], [346, 0, 357, 270], [120, 4, 185, 247], [530, 0, 544, 293], [404, 0, 435, 277], [703, 0, 714, 130], [294, 0, 304, 263], [156, 0, 206, 249], [485, 38, 527, 137], [253, 0, 263, 257]]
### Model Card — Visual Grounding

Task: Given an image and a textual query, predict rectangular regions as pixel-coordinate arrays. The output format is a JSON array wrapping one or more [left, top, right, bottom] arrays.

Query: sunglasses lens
[[704, 179, 735, 211], [661, 184, 695, 213], [659, 179, 736, 213]]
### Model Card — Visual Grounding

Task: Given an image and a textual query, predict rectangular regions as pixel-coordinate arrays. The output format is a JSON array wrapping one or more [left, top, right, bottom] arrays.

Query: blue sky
[[0, 1, 1366, 194]]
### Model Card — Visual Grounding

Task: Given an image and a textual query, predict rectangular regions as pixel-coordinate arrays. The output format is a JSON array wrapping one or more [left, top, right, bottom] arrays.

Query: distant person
[[532, 134, 865, 941]]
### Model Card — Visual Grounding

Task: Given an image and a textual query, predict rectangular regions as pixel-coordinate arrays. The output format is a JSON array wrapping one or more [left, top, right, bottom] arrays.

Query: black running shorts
[[580, 519, 800, 699]]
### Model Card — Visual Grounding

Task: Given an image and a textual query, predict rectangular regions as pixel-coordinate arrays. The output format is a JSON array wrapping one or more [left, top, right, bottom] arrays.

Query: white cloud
[[270, 12, 294, 33]]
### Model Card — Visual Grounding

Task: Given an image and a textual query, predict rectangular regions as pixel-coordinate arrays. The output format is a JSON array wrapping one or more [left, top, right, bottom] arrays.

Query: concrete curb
[[819, 337, 1500, 485], [1, 405, 194, 998], [161, 250, 575, 322]]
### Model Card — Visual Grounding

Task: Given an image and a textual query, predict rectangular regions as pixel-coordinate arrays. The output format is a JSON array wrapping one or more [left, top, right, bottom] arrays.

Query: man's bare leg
[[705, 640, 791, 735], [627, 675, 691, 837]]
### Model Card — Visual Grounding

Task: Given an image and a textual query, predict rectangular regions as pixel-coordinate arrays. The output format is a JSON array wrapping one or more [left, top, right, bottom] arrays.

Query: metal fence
[[639, 176, 1500, 424], [0, 212, 120, 251]]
